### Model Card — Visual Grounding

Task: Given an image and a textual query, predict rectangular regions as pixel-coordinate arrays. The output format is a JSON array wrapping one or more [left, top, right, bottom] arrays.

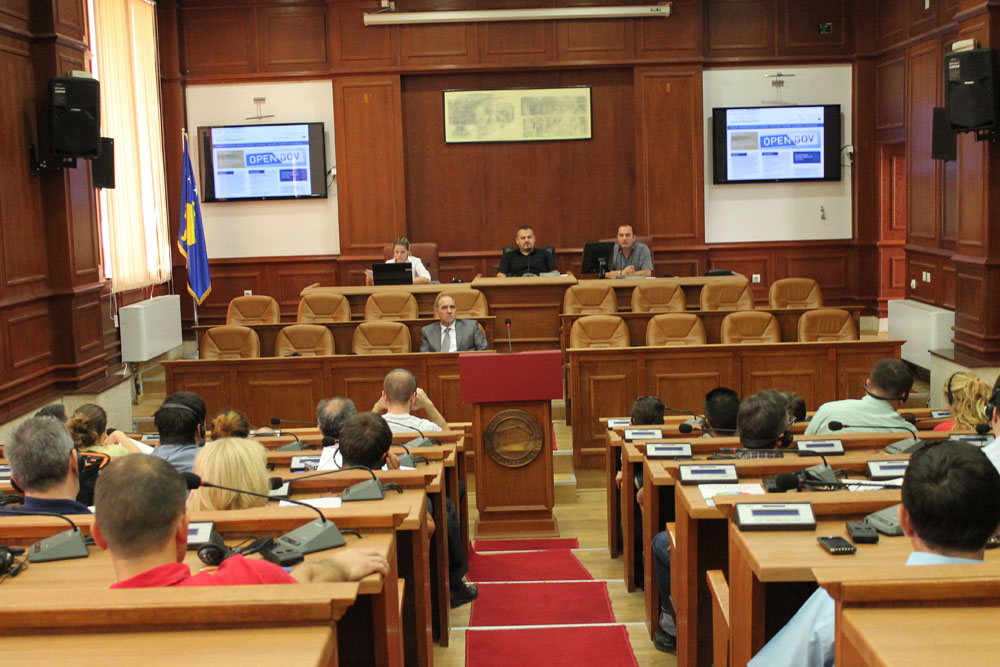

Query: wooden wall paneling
[[478, 21, 554, 65], [570, 352, 637, 468], [164, 364, 236, 421], [777, 0, 851, 56], [258, 4, 330, 73], [70, 290, 104, 360], [331, 3, 397, 70], [875, 0, 908, 50], [853, 58, 879, 307], [908, 0, 940, 38], [53, 0, 87, 42], [197, 266, 266, 324], [906, 38, 941, 246], [179, 7, 256, 77], [906, 251, 938, 304], [635, 0, 700, 59], [781, 245, 854, 303], [275, 260, 338, 316], [940, 0, 959, 24], [740, 347, 830, 407], [955, 19, 989, 257], [704, 0, 774, 58], [334, 75, 406, 253], [705, 247, 770, 302], [3, 303, 54, 377], [401, 24, 477, 66], [644, 350, 738, 411], [942, 153, 959, 245], [940, 261, 956, 309], [656, 252, 704, 278], [875, 55, 906, 131], [0, 2, 30, 34], [238, 366, 327, 424], [555, 18, 634, 62], [635, 66, 703, 245], [836, 344, 899, 398], [436, 256, 487, 285]]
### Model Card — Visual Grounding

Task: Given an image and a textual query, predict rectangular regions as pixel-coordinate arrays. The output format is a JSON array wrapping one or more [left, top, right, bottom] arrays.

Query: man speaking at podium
[[496, 225, 557, 277], [420, 293, 488, 352]]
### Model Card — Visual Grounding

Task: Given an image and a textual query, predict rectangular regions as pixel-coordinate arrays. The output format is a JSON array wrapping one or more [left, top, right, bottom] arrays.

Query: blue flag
[[178, 132, 211, 304]]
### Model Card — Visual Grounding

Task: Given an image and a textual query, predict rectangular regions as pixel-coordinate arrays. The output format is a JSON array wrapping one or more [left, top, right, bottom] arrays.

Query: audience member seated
[[497, 225, 557, 277], [366, 236, 431, 286], [316, 397, 357, 471], [34, 403, 68, 422], [92, 455, 389, 587], [420, 293, 488, 352], [614, 395, 665, 495], [934, 372, 990, 432], [152, 392, 207, 474], [738, 390, 793, 449], [338, 411, 478, 608], [700, 387, 741, 436], [605, 224, 653, 278], [804, 358, 916, 435], [749, 440, 1000, 667], [187, 438, 269, 512], [211, 409, 251, 439], [67, 404, 142, 457], [782, 391, 807, 425], [373, 369, 448, 434], [2, 416, 90, 514]]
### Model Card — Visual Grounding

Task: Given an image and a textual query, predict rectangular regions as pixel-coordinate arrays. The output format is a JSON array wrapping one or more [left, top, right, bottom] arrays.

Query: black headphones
[[986, 384, 1000, 423], [197, 531, 274, 567], [0, 546, 25, 578], [741, 425, 794, 449], [864, 386, 910, 403], [946, 373, 957, 406]]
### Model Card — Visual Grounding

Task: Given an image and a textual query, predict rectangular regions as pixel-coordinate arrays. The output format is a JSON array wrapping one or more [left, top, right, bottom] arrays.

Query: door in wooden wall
[[878, 142, 907, 317]]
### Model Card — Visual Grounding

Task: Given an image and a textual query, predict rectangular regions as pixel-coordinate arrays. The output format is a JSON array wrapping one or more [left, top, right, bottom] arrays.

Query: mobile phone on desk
[[817, 535, 856, 555]]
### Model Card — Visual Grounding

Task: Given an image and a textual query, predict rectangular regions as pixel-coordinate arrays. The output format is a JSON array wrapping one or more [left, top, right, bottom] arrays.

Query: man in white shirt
[[366, 237, 431, 285], [804, 358, 916, 435], [748, 440, 1000, 667], [372, 368, 448, 434], [420, 293, 488, 352]]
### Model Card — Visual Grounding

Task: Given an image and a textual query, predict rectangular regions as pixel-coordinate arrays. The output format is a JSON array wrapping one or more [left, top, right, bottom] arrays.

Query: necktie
[[442, 327, 452, 352]]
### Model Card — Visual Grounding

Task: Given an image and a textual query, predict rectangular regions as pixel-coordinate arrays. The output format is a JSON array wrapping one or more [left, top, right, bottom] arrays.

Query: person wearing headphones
[[151, 391, 207, 474], [804, 358, 915, 435], [980, 375, 1000, 472], [934, 372, 991, 432]]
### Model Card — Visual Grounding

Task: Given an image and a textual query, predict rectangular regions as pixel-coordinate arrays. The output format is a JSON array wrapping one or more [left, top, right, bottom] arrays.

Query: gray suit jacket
[[421, 319, 488, 352]]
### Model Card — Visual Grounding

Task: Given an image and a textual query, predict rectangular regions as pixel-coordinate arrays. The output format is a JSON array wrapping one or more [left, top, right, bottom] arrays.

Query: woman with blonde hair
[[211, 409, 251, 439], [187, 437, 270, 511], [67, 404, 142, 457], [934, 372, 991, 431]]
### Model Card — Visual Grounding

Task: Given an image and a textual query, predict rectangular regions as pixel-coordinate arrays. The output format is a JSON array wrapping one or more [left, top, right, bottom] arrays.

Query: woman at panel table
[[934, 372, 990, 432], [364, 236, 431, 286], [187, 438, 270, 512]]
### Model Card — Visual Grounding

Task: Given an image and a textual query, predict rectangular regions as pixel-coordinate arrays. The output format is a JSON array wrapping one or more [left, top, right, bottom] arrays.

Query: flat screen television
[[711, 105, 841, 184], [196, 122, 327, 202]]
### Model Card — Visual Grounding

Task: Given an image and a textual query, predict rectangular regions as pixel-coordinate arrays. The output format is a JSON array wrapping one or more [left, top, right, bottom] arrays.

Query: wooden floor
[[433, 420, 675, 667]]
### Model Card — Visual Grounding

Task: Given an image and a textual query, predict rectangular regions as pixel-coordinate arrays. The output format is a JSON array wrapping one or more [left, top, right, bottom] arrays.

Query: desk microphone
[[182, 472, 346, 567], [285, 465, 403, 502], [382, 420, 435, 449], [505, 318, 513, 353], [827, 421, 917, 435], [0, 508, 90, 562], [774, 472, 898, 492], [273, 430, 313, 452]]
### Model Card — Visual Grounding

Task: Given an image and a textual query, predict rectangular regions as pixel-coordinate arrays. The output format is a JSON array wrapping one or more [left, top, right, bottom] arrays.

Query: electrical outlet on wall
[[910, 279, 917, 289], [751, 274, 761, 283], [243, 290, 253, 296]]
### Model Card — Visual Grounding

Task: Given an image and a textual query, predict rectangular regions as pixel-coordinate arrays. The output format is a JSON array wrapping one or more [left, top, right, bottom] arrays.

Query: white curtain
[[93, 0, 171, 292]]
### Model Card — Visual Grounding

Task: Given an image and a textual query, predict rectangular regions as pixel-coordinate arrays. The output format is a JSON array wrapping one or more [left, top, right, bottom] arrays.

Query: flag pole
[[192, 299, 199, 328]]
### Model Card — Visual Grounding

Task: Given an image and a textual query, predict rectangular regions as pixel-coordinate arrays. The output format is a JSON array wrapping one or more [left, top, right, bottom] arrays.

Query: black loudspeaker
[[92, 137, 115, 189], [49, 77, 101, 158], [945, 48, 999, 132], [931, 107, 957, 161]]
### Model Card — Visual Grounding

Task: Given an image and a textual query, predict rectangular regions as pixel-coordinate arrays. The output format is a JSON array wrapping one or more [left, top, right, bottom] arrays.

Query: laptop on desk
[[371, 262, 413, 286]]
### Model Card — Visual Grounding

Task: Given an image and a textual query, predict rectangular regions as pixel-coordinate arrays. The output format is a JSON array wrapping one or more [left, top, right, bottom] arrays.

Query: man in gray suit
[[420, 293, 489, 352]]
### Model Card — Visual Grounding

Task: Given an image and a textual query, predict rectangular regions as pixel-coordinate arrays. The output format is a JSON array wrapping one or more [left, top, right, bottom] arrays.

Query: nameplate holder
[[678, 463, 738, 485], [646, 443, 692, 459], [734, 502, 816, 531]]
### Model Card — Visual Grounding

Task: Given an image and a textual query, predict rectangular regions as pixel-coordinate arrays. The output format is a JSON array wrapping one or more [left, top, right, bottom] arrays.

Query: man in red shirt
[[91, 455, 388, 587]]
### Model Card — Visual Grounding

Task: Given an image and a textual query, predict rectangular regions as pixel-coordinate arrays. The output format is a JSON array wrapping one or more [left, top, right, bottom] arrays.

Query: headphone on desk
[[197, 531, 275, 567]]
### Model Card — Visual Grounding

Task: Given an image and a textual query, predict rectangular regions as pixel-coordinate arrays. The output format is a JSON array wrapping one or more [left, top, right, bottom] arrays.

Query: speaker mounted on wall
[[945, 48, 1000, 141], [49, 76, 101, 158], [91, 137, 115, 189]]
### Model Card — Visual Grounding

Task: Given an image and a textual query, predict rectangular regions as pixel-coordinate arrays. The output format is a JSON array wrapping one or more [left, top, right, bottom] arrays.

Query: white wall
[[185, 81, 339, 258], [703, 65, 853, 243]]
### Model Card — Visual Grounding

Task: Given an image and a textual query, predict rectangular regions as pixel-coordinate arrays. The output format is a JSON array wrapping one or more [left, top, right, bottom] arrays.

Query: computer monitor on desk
[[581, 241, 615, 278], [371, 262, 413, 286]]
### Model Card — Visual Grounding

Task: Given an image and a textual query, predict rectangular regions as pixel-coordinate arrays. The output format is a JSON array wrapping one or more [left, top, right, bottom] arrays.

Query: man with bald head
[[373, 369, 448, 434]]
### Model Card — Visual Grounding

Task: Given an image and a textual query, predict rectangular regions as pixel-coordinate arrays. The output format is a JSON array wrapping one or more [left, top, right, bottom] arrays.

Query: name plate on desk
[[953, 433, 990, 446], [607, 418, 631, 429], [929, 409, 951, 419], [796, 439, 844, 455], [269, 480, 291, 498], [624, 428, 662, 442], [290, 455, 321, 472], [0, 465, 10, 482], [646, 443, 692, 459], [734, 502, 816, 531], [866, 459, 909, 480], [187, 521, 214, 548], [678, 463, 737, 485]]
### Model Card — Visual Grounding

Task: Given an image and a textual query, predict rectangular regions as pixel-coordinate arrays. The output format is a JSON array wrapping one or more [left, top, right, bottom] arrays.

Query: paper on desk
[[279, 497, 342, 509], [130, 438, 154, 454], [700, 483, 766, 507], [843, 477, 903, 491]]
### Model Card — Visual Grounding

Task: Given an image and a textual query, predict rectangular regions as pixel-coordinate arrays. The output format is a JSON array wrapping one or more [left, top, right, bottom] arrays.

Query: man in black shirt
[[496, 225, 558, 277]]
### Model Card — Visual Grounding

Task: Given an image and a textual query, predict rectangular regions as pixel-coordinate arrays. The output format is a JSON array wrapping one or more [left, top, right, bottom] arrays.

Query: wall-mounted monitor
[[196, 122, 327, 202], [711, 105, 841, 184]]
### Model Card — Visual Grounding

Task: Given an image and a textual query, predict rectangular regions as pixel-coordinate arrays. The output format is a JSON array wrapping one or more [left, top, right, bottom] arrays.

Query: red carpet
[[473, 538, 579, 551], [469, 581, 614, 626], [466, 625, 640, 667], [467, 549, 592, 582]]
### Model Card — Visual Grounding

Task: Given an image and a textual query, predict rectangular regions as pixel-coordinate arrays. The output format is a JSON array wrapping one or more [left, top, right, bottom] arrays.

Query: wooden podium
[[460, 350, 562, 538]]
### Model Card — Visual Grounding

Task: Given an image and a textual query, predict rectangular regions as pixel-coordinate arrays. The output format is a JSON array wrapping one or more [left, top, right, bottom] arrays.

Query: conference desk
[[815, 564, 1000, 666], [0, 529, 395, 666], [559, 306, 864, 350], [194, 317, 495, 357], [569, 338, 903, 468], [649, 452, 912, 667]]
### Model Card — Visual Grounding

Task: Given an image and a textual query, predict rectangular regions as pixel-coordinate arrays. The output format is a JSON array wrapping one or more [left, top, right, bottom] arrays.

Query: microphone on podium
[[505, 318, 513, 353], [182, 472, 346, 567]]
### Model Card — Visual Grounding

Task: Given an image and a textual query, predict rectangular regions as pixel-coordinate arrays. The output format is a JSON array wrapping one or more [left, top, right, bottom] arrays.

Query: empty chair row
[[562, 277, 823, 315], [200, 321, 415, 358], [568, 308, 857, 348], [226, 289, 490, 325]]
